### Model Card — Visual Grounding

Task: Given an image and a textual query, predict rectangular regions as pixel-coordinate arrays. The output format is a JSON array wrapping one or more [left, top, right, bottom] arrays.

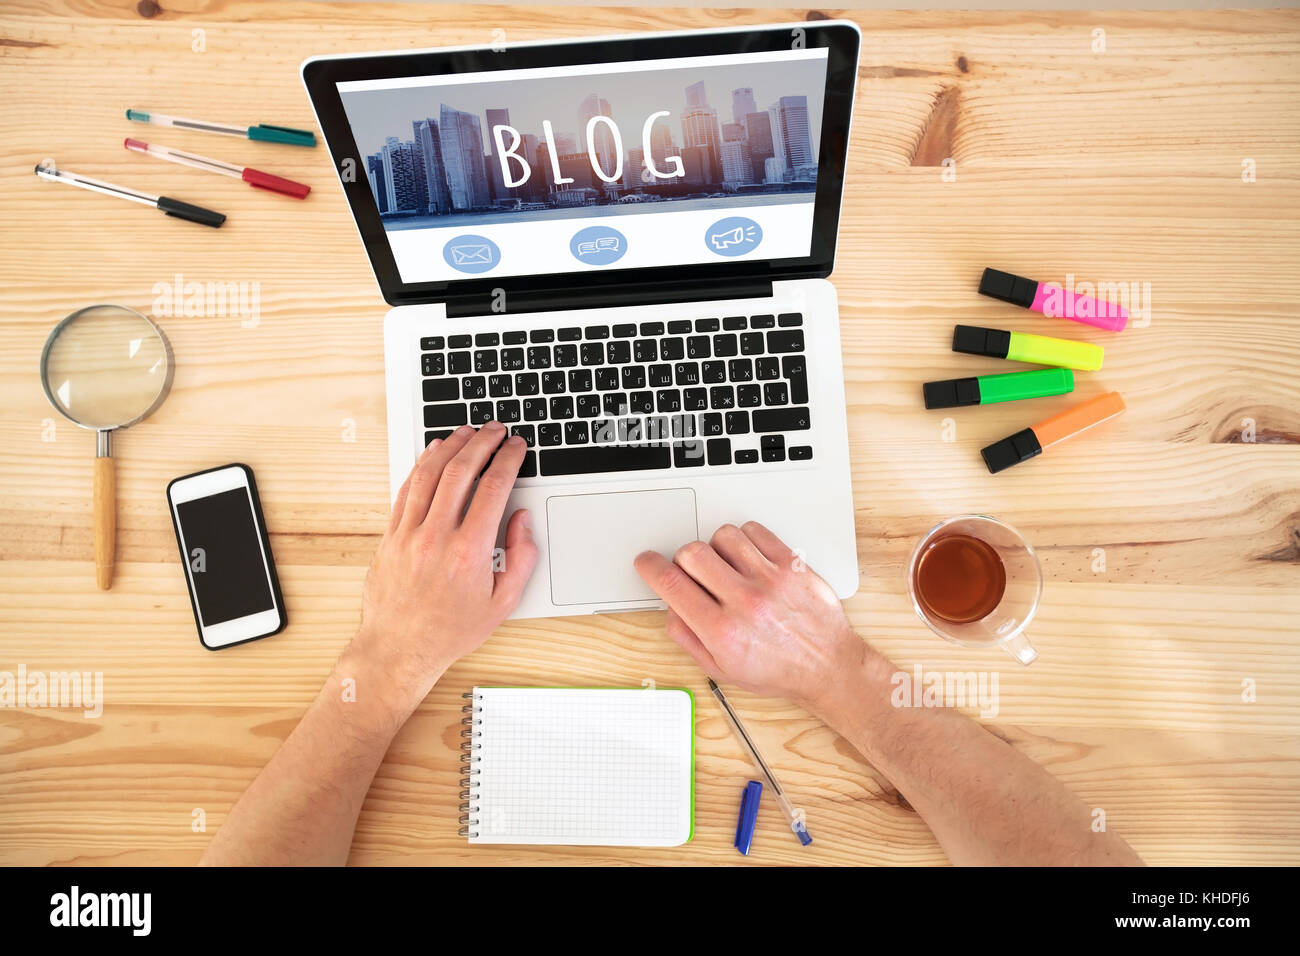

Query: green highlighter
[[924, 367, 1074, 409]]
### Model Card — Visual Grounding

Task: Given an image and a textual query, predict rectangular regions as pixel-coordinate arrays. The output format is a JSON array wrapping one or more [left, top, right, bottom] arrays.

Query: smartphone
[[166, 463, 286, 650]]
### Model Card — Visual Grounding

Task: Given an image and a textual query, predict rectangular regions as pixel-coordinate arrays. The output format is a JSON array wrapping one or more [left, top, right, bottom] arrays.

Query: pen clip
[[157, 196, 226, 228]]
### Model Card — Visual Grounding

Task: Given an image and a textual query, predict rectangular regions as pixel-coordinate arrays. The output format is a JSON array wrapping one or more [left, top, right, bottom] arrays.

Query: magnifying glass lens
[[43, 305, 171, 429]]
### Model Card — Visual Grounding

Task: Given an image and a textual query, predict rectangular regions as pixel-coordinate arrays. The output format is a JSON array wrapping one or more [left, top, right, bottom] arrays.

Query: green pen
[[923, 367, 1074, 409], [126, 109, 316, 147], [952, 324, 1103, 371]]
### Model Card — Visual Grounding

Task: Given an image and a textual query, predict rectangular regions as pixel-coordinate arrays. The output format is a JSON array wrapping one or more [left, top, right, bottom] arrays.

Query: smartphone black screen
[[175, 487, 275, 626]]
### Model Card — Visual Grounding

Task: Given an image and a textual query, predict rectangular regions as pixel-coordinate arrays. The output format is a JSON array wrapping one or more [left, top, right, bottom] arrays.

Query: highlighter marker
[[981, 391, 1127, 473], [924, 367, 1073, 409], [953, 325, 1103, 372], [979, 267, 1128, 332]]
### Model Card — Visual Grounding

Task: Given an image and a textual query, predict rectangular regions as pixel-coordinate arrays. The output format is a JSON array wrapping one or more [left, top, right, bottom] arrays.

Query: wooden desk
[[1, 2, 1297, 866]]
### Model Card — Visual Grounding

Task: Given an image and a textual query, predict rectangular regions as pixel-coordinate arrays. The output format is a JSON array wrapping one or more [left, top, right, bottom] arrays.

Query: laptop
[[302, 21, 861, 619]]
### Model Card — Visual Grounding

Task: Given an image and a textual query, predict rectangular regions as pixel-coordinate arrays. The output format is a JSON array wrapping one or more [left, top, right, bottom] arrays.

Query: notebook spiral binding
[[458, 690, 482, 838]]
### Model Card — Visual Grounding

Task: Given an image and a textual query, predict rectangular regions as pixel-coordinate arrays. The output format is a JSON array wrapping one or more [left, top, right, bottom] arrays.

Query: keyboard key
[[723, 316, 747, 330], [584, 325, 609, 339], [755, 356, 780, 380], [580, 342, 604, 366], [425, 429, 453, 445], [645, 416, 669, 441], [630, 391, 654, 414], [564, 421, 590, 444], [423, 378, 458, 402], [702, 361, 727, 384], [648, 364, 673, 388], [503, 330, 527, 345], [518, 450, 538, 477], [576, 394, 601, 418], [421, 353, 445, 376], [613, 323, 637, 338], [700, 412, 724, 436], [542, 371, 566, 394], [420, 335, 445, 350], [538, 422, 563, 446], [752, 407, 811, 432], [695, 317, 719, 332], [710, 385, 735, 409], [510, 424, 535, 446], [737, 384, 761, 408], [639, 321, 664, 336], [762, 434, 786, 462], [488, 374, 512, 397], [541, 444, 670, 476], [750, 314, 775, 329], [522, 397, 547, 421], [728, 358, 753, 382], [527, 347, 551, 369], [764, 382, 789, 406], [554, 344, 578, 367], [529, 329, 554, 343], [686, 335, 711, 359], [618, 417, 642, 442], [713, 334, 738, 357], [595, 368, 620, 391], [674, 362, 700, 386], [789, 445, 813, 460], [462, 376, 487, 399], [622, 365, 646, 389], [782, 356, 809, 404], [660, 338, 685, 361], [501, 348, 525, 371], [767, 330, 804, 353], [683, 387, 708, 411], [707, 437, 732, 465], [449, 351, 471, 374], [735, 449, 758, 464], [667, 320, 692, 334], [603, 392, 628, 416], [740, 332, 764, 355], [470, 401, 494, 425], [475, 332, 499, 347], [671, 413, 696, 438], [591, 419, 616, 443], [496, 399, 521, 422], [657, 389, 682, 413], [568, 369, 593, 392], [549, 396, 575, 420], [515, 372, 540, 395], [778, 312, 803, 327], [607, 341, 631, 364], [558, 327, 582, 341], [474, 350, 498, 373], [673, 440, 705, 468], [725, 410, 750, 434], [634, 339, 658, 363], [449, 334, 472, 349], [425, 403, 468, 428]]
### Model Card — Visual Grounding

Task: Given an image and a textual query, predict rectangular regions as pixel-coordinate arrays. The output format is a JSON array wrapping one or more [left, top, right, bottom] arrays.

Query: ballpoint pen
[[124, 138, 311, 199], [708, 678, 813, 846], [34, 162, 226, 227], [126, 109, 317, 147]]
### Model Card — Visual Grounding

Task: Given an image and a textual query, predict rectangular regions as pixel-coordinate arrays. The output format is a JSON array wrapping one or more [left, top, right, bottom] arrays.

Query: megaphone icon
[[710, 226, 746, 250]]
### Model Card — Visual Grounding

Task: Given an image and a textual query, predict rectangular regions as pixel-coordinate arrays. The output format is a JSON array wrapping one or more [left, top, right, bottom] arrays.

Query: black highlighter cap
[[923, 376, 981, 409], [981, 428, 1043, 474], [952, 325, 1012, 359], [979, 268, 1038, 308]]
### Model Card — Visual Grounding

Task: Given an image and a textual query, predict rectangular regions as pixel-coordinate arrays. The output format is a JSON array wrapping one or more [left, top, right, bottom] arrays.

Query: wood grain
[[1, 1, 1297, 866]]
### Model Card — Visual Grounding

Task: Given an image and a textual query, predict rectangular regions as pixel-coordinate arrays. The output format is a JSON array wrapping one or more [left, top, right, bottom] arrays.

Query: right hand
[[633, 521, 866, 710]]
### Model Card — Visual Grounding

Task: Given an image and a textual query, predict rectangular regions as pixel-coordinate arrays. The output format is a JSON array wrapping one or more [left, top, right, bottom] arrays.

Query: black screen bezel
[[301, 22, 860, 308]]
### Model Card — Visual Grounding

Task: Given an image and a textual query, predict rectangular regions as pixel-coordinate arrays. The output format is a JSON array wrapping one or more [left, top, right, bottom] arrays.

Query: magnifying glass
[[40, 305, 175, 590]]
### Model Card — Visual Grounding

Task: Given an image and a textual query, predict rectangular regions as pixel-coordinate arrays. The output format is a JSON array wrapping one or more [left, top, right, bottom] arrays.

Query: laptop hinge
[[443, 278, 775, 318]]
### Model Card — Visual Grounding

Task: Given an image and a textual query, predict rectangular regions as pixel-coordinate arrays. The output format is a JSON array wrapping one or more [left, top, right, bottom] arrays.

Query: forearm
[[200, 641, 431, 866], [812, 646, 1143, 866]]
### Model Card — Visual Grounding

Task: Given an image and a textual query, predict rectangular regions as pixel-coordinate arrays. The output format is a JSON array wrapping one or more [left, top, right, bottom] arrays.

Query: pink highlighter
[[979, 268, 1128, 332]]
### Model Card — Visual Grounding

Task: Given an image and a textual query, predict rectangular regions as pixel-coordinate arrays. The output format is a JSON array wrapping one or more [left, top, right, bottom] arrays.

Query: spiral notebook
[[459, 686, 695, 846]]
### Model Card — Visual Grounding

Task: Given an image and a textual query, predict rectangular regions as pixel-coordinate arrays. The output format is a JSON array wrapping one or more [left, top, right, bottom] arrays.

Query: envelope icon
[[450, 243, 493, 265]]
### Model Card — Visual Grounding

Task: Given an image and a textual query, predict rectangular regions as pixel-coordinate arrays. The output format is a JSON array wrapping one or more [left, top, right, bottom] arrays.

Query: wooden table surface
[[1, 1, 1297, 866]]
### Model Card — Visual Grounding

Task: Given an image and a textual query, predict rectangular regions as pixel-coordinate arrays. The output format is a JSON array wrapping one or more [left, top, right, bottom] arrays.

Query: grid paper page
[[467, 687, 693, 846]]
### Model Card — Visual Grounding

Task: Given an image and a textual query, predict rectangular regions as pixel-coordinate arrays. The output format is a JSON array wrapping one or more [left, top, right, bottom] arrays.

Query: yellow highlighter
[[952, 324, 1103, 371]]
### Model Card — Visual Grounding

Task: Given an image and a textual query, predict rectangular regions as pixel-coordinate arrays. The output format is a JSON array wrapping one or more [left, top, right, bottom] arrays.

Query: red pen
[[124, 138, 310, 199]]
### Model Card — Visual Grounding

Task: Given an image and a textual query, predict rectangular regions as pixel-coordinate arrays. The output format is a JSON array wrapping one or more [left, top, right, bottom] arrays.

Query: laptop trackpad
[[547, 488, 698, 607]]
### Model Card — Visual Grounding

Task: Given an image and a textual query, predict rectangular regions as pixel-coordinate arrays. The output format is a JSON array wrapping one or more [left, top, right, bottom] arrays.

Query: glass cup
[[906, 515, 1041, 665]]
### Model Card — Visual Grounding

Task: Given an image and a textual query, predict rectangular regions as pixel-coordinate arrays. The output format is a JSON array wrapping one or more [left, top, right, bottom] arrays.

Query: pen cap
[[248, 124, 317, 147], [979, 268, 1038, 308], [923, 376, 981, 409], [981, 428, 1043, 474], [157, 196, 226, 228], [734, 780, 763, 856], [953, 325, 1012, 359], [242, 167, 311, 198]]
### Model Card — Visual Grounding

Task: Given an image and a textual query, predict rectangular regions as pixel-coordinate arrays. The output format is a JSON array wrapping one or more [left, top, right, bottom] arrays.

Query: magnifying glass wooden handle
[[94, 456, 115, 590]]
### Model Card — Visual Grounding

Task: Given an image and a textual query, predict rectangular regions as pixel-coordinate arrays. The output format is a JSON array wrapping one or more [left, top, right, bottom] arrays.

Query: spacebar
[[540, 444, 671, 476]]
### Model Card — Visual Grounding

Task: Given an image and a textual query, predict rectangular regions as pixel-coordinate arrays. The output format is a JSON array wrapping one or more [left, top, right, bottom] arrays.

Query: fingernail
[[507, 434, 525, 446], [422, 438, 441, 456], [488, 420, 506, 432]]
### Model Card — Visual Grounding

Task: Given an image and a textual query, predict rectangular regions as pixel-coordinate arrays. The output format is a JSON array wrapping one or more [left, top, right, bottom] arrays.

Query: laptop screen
[[336, 48, 829, 285]]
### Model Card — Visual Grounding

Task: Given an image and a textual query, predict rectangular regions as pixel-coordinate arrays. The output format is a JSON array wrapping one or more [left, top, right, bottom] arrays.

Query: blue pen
[[709, 679, 813, 846]]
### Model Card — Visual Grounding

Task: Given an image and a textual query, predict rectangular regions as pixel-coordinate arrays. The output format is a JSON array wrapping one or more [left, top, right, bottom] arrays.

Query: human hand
[[633, 522, 865, 711], [350, 423, 538, 708]]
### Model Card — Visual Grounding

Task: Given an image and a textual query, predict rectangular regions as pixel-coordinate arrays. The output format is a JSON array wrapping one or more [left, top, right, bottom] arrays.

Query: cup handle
[[1001, 633, 1038, 666]]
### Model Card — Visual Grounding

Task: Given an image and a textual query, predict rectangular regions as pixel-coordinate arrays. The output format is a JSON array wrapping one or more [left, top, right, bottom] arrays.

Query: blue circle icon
[[705, 217, 762, 257], [443, 234, 500, 274], [569, 226, 628, 266]]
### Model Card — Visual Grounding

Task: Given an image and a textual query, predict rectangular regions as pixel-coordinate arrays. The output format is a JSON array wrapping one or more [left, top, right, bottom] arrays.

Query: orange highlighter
[[981, 392, 1126, 473]]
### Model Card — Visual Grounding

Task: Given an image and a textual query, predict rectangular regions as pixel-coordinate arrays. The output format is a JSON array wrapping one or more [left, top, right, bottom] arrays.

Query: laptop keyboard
[[419, 312, 812, 478]]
